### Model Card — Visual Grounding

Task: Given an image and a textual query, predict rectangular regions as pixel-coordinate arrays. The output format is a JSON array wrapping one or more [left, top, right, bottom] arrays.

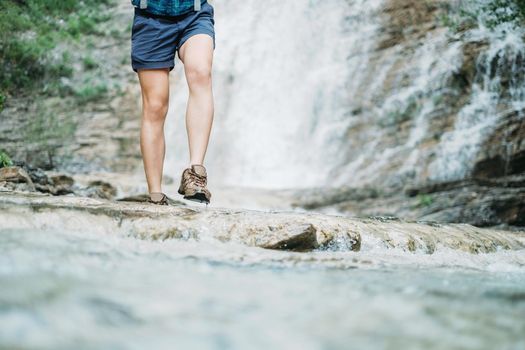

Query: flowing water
[[1, 228, 525, 350], [165, 0, 384, 188], [163, 0, 525, 188]]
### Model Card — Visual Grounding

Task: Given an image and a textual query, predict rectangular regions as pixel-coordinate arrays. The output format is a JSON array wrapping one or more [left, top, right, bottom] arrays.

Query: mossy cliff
[[0, 0, 142, 172]]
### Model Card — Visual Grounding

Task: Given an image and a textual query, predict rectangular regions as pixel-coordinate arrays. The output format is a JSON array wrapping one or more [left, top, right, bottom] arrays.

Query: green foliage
[[74, 83, 108, 104], [83, 56, 99, 70], [0, 0, 113, 102], [483, 0, 525, 27], [66, 11, 111, 38], [0, 151, 13, 168], [0, 92, 5, 112], [417, 194, 434, 208], [441, 0, 525, 32]]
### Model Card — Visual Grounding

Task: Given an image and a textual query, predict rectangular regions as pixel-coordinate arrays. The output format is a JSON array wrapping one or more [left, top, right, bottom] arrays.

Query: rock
[[0, 192, 523, 254], [293, 176, 525, 229], [0, 192, 361, 252], [0, 166, 36, 192], [377, 0, 442, 50], [3, 162, 78, 196], [262, 224, 319, 252], [117, 193, 186, 206], [77, 180, 118, 200], [50, 174, 75, 195], [472, 109, 525, 179], [34, 174, 75, 195]]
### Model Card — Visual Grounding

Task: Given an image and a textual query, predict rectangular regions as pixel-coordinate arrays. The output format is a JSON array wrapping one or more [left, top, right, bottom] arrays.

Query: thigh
[[138, 69, 170, 104], [178, 34, 214, 70], [177, 2, 215, 65]]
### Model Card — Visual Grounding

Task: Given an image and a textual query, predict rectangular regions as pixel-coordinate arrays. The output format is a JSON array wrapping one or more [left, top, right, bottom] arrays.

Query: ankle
[[149, 192, 165, 202]]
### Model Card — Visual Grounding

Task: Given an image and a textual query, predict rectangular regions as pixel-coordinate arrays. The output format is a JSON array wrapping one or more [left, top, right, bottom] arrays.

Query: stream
[[1, 227, 524, 350]]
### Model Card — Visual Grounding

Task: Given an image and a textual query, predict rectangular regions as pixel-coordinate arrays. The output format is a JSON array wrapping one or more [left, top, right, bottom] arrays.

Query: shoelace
[[188, 171, 206, 188]]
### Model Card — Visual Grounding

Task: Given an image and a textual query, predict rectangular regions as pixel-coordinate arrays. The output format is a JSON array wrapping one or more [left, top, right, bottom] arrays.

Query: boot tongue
[[191, 165, 207, 177]]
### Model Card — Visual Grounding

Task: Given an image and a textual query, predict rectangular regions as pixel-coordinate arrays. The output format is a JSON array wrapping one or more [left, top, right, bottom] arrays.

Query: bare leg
[[178, 34, 214, 166], [138, 68, 170, 194]]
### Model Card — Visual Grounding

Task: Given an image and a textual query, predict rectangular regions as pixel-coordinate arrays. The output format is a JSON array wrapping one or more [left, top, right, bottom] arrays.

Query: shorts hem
[[178, 30, 216, 51], [132, 60, 175, 73]]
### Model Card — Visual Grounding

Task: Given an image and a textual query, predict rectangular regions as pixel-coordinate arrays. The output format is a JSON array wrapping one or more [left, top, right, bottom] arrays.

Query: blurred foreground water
[[1, 228, 524, 350]]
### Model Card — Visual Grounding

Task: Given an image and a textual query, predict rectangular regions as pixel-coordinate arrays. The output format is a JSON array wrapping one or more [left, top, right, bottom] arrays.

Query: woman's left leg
[[178, 33, 215, 166]]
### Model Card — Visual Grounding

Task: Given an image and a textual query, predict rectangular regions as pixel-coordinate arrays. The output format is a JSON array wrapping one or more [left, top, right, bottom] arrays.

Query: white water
[[429, 20, 525, 181], [165, 0, 384, 188], [161, 0, 525, 189], [1, 228, 524, 350]]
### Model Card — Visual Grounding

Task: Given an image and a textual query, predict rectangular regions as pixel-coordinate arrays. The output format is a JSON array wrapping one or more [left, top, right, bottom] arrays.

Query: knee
[[185, 64, 212, 89], [143, 97, 168, 122]]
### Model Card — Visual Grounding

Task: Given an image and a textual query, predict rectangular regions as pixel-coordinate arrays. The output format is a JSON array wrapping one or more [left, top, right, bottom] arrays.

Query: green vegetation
[[83, 56, 99, 70], [441, 0, 525, 32], [0, 151, 13, 168], [417, 194, 434, 208], [483, 0, 525, 27], [0, 92, 5, 111], [0, 0, 113, 111], [74, 83, 109, 104]]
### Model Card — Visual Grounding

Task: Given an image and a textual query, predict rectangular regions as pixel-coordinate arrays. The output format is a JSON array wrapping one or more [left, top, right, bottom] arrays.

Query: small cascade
[[429, 20, 525, 181]]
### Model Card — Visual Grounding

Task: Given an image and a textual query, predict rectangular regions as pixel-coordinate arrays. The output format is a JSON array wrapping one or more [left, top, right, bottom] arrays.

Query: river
[[1, 227, 524, 349]]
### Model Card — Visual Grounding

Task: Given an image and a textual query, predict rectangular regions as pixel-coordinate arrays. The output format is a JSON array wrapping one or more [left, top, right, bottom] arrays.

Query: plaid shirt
[[131, 0, 206, 16]]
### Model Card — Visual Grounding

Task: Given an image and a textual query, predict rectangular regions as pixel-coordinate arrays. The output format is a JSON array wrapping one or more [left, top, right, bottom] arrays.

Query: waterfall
[[164, 0, 525, 189], [428, 23, 525, 181], [165, 0, 384, 188]]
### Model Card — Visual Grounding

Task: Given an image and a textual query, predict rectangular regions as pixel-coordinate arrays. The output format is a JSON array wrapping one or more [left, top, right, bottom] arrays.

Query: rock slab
[[1, 192, 524, 254]]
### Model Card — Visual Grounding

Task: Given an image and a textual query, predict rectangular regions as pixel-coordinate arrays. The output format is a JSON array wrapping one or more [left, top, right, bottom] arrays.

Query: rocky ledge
[[1, 191, 524, 254], [293, 175, 525, 229]]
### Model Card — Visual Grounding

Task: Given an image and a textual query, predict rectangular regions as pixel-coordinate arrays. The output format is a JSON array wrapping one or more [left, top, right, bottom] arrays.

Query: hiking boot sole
[[183, 192, 210, 204]]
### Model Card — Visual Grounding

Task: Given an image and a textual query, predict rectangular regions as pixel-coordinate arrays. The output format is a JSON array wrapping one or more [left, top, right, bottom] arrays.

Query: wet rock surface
[[293, 175, 525, 229], [1, 192, 523, 254], [0, 164, 119, 200], [0, 166, 35, 192]]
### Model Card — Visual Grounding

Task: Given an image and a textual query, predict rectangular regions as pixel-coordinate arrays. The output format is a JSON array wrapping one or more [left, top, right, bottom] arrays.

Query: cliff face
[[292, 0, 525, 227], [332, 0, 525, 187], [0, 2, 143, 173]]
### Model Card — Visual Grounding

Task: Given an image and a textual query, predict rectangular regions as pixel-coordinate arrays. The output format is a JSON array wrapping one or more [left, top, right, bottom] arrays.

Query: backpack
[[131, 0, 206, 16]]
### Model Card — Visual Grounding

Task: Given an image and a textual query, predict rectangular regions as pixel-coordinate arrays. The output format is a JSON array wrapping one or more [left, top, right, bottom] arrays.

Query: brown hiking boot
[[178, 165, 211, 204], [148, 192, 169, 206]]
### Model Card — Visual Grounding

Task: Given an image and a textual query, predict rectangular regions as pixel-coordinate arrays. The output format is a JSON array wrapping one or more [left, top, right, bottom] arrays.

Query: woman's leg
[[138, 68, 170, 194], [178, 34, 214, 166]]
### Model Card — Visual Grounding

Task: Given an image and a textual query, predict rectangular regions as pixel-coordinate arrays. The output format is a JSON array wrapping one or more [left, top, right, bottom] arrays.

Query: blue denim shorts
[[131, 2, 215, 72]]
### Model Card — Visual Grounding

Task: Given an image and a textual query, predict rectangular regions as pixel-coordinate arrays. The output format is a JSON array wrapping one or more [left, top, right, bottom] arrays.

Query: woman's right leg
[[138, 68, 170, 195]]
